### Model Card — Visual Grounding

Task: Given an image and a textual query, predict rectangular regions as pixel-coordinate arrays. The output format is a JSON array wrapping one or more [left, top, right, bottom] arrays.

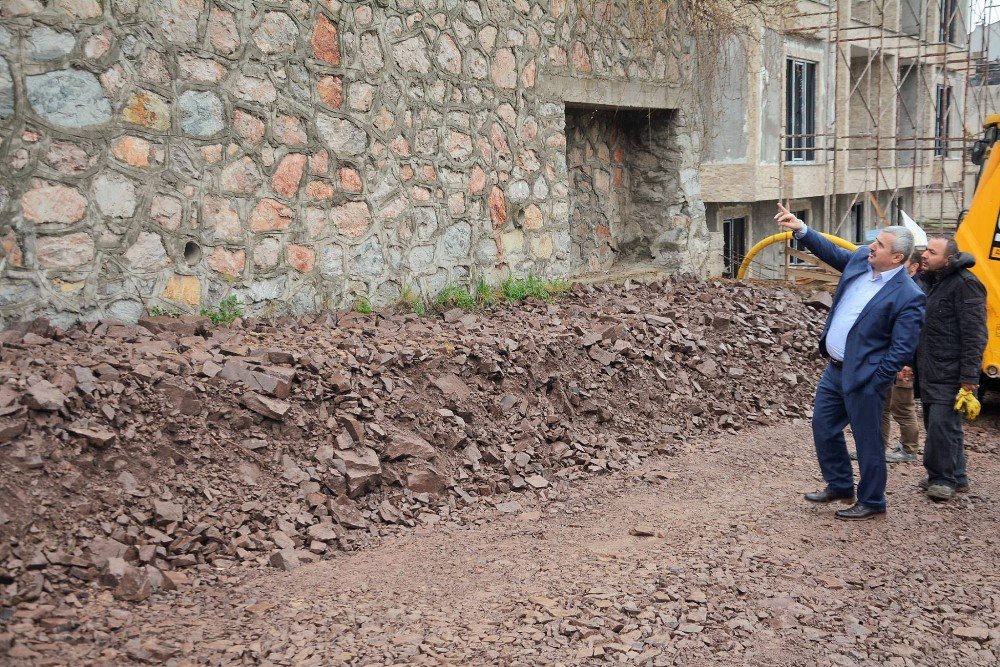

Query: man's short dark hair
[[929, 235, 959, 258]]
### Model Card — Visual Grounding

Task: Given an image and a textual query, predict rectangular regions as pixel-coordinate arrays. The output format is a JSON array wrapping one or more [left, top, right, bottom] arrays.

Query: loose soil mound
[[0, 278, 827, 608]]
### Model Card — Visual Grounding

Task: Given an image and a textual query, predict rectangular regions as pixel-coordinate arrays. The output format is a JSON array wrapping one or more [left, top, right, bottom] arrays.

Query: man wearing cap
[[774, 203, 926, 520]]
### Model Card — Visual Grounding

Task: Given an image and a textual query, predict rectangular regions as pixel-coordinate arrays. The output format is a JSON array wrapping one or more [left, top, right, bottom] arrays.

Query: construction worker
[[882, 250, 924, 463], [775, 203, 925, 520], [915, 236, 988, 502]]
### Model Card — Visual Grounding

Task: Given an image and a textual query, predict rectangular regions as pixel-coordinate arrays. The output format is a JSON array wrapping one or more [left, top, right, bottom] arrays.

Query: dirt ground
[[9, 397, 999, 666]]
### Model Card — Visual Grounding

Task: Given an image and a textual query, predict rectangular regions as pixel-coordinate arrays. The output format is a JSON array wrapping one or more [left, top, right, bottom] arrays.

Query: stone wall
[[0, 0, 707, 327], [567, 108, 708, 274]]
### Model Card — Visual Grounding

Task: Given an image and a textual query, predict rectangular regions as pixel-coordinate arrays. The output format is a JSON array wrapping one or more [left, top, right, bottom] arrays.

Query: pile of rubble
[[0, 278, 828, 607]]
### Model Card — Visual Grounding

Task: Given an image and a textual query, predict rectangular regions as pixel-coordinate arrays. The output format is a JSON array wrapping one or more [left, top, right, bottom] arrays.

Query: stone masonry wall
[[0, 0, 707, 327], [567, 108, 707, 273]]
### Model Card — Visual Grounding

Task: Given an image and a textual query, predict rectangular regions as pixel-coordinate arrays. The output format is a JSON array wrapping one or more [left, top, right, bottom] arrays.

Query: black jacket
[[915, 252, 988, 404]]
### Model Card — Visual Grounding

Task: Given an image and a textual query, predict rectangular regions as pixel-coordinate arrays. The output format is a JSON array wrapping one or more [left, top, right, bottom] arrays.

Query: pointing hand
[[774, 203, 804, 232]]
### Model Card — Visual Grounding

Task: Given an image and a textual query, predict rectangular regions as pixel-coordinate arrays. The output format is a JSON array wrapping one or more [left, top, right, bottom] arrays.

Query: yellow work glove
[[954, 388, 981, 421]]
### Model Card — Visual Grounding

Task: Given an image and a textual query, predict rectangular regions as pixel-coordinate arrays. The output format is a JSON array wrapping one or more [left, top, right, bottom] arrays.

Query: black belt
[[830, 359, 843, 369]]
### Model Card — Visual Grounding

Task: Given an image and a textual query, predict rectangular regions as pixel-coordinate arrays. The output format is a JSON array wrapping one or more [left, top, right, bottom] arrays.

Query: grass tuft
[[199, 295, 242, 325], [352, 296, 374, 314]]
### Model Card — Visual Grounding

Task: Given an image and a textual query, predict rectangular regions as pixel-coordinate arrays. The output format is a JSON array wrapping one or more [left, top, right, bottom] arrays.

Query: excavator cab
[[954, 114, 1000, 395]]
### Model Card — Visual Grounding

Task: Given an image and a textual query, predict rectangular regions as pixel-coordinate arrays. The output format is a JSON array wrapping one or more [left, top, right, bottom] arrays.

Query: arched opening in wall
[[183, 241, 202, 266], [565, 106, 681, 273]]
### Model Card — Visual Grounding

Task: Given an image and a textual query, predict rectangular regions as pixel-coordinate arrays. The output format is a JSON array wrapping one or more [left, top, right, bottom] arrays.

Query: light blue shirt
[[795, 225, 905, 362]]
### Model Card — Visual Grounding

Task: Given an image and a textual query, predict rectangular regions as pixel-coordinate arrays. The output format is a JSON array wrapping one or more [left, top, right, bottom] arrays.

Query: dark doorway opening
[[723, 216, 747, 278]]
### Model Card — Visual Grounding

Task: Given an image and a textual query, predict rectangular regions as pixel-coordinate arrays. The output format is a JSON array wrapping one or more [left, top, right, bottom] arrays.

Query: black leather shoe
[[835, 503, 885, 520], [804, 489, 855, 503]]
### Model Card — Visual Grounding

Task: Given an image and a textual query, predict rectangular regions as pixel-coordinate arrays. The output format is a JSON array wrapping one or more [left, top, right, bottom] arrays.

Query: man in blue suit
[[775, 203, 926, 520]]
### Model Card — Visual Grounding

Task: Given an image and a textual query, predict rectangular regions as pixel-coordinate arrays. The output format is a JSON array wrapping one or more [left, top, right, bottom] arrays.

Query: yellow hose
[[737, 232, 858, 280]]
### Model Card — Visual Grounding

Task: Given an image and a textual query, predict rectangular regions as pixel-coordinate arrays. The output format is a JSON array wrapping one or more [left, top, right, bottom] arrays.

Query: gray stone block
[[0, 58, 12, 119], [318, 245, 344, 278], [440, 222, 472, 260], [352, 237, 384, 280], [106, 300, 143, 322], [180, 90, 225, 138], [27, 26, 76, 61], [507, 180, 530, 204], [26, 69, 111, 129], [316, 114, 367, 156]]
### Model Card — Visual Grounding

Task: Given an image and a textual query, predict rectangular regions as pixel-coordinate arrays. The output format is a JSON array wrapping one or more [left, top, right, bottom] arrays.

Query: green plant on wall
[[200, 295, 243, 325], [353, 296, 374, 314], [398, 285, 426, 316]]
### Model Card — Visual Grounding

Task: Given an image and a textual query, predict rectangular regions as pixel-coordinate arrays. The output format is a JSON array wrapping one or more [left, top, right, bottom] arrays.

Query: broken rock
[[385, 428, 435, 460], [114, 565, 153, 601], [405, 465, 448, 495], [242, 392, 290, 420], [336, 446, 382, 496], [66, 423, 116, 448], [431, 373, 471, 400], [269, 548, 300, 571], [25, 380, 67, 411]]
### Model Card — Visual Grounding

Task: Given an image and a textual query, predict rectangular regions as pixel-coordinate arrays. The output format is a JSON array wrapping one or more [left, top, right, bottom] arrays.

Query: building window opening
[[934, 84, 952, 157], [851, 202, 865, 243], [785, 58, 817, 162], [723, 216, 747, 278], [939, 0, 957, 44]]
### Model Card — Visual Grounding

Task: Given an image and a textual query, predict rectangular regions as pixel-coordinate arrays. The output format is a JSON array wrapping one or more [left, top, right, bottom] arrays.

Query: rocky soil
[[4, 412, 999, 666], [2, 278, 997, 665]]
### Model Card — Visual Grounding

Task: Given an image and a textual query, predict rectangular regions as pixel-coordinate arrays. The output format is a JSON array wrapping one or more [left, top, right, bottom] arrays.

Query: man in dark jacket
[[916, 236, 988, 501]]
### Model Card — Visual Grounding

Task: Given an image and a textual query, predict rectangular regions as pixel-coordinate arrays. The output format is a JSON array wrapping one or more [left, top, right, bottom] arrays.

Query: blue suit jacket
[[799, 228, 926, 394]]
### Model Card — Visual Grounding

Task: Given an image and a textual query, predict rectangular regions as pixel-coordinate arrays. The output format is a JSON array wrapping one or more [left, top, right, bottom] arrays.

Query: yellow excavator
[[959, 113, 1000, 393], [738, 114, 1000, 393]]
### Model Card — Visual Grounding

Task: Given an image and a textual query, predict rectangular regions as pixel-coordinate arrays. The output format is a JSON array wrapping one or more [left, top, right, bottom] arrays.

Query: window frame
[[851, 201, 865, 244], [722, 216, 748, 278], [934, 84, 952, 158], [939, 0, 957, 44], [785, 58, 818, 163]]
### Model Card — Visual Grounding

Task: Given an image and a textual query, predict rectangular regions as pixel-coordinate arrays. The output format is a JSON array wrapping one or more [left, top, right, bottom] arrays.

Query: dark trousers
[[812, 364, 888, 510], [922, 402, 968, 488]]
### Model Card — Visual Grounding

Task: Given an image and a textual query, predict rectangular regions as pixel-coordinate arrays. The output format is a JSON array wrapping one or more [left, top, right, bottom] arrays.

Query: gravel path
[[12, 401, 999, 666]]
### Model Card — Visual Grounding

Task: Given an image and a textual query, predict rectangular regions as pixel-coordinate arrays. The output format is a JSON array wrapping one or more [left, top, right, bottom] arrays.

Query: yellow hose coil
[[736, 232, 859, 280]]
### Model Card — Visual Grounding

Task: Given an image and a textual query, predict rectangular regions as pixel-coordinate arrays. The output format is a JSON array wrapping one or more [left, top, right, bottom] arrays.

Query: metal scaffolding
[[775, 0, 997, 241]]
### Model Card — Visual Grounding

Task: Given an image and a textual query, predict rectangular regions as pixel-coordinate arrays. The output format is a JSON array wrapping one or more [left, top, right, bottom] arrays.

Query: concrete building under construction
[[701, 0, 995, 279]]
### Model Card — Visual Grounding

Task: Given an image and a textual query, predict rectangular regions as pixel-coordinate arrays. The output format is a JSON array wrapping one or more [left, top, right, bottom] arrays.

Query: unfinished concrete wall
[[759, 28, 783, 165], [701, 36, 749, 164], [900, 0, 922, 35], [848, 49, 897, 170], [0, 1, 705, 327], [897, 63, 920, 167]]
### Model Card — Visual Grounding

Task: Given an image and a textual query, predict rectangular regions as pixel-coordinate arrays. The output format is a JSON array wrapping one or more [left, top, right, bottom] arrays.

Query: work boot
[[885, 445, 917, 463], [919, 478, 969, 493], [927, 484, 956, 501]]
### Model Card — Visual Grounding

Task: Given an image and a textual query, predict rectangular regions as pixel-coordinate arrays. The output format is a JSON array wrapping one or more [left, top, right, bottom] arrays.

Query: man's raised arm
[[774, 203, 854, 273]]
